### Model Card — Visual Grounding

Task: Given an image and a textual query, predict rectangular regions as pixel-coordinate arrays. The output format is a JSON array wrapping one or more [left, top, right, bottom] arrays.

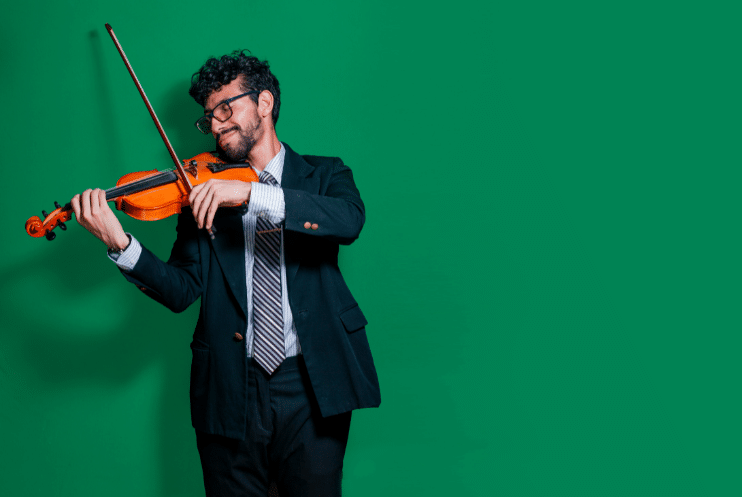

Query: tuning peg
[[58, 222, 67, 231], [42, 210, 49, 218], [54, 201, 62, 209], [45, 231, 56, 241]]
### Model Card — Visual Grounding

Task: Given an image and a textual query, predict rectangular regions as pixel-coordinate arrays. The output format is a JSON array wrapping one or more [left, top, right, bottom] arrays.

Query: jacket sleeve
[[120, 208, 204, 313], [282, 158, 365, 245]]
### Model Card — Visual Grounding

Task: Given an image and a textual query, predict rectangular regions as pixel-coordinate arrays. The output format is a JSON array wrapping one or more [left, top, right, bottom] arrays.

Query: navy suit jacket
[[121, 143, 381, 440]]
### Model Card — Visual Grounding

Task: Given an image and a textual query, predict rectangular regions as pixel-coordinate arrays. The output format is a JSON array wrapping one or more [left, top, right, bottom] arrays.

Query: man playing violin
[[71, 50, 380, 497]]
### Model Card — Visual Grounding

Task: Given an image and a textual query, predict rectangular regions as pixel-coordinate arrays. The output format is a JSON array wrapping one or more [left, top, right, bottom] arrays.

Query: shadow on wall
[[2, 33, 217, 497], [4, 219, 204, 496]]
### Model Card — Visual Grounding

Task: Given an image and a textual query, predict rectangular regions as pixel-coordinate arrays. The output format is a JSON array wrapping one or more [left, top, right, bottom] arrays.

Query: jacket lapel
[[281, 143, 318, 290], [209, 208, 248, 318]]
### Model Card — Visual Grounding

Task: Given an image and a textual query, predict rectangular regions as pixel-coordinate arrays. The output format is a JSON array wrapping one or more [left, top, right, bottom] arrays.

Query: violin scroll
[[26, 203, 73, 240]]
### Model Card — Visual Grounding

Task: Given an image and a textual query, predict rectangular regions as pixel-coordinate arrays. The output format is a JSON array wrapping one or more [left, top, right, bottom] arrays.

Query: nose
[[211, 116, 229, 136]]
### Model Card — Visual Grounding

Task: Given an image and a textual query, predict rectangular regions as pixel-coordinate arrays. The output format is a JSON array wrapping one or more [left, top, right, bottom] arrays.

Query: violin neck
[[104, 170, 180, 201]]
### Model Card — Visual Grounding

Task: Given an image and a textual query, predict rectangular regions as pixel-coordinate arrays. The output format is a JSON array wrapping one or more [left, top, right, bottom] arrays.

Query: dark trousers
[[196, 356, 352, 497]]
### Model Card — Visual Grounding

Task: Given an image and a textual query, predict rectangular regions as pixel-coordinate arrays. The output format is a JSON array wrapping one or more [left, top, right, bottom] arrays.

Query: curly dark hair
[[189, 50, 281, 126]]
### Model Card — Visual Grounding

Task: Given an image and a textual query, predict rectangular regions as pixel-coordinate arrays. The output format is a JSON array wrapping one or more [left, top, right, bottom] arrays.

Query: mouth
[[217, 127, 239, 145]]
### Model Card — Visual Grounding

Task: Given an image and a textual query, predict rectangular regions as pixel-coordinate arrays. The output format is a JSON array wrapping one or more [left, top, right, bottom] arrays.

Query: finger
[[90, 189, 102, 216], [80, 189, 93, 222], [70, 194, 81, 219], [205, 191, 220, 230], [190, 183, 209, 227], [199, 188, 216, 229], [96, 189, 108, 210], [194, 182, 215, 229], [188, 183, 202, 208]]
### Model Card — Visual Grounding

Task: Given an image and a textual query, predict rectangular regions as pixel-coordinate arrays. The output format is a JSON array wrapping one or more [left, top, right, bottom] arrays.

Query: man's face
[[204, 78, 262, 162]]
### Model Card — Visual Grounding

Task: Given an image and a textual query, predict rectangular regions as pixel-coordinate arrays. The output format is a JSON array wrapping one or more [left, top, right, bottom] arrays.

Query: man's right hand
[[70, 188, 130, 251]]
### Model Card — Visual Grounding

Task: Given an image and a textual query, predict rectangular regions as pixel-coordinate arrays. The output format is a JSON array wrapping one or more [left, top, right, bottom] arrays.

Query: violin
[[25, 24, 255, 241], [25, 152, 259, 240]]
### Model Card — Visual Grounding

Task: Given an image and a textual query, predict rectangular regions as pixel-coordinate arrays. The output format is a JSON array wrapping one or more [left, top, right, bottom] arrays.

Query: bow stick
[[105, 23, 216, 239]]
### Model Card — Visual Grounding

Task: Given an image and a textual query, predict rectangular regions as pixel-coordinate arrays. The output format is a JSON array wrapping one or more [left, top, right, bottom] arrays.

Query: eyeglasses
[[195, 90, 259, 134]]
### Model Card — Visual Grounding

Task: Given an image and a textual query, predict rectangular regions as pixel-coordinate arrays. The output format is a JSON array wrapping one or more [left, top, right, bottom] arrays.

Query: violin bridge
[[184, 161, 199, 179]]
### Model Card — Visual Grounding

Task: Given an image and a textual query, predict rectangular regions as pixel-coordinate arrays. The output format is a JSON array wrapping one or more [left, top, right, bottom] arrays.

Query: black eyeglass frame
[[195, 90, 259, 134]]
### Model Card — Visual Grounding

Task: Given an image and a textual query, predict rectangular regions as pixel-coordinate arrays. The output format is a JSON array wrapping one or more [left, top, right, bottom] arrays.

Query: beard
[[216, 117, 261, 163]]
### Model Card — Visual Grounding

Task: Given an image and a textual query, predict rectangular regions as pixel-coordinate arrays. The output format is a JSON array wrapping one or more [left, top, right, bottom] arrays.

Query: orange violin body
[[114, 152, 258, 220], [25, 152, 259, 240]]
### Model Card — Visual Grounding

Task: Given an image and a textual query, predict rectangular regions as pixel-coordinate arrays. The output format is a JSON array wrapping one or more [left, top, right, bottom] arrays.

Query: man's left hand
[[189, 179, 252, 230]]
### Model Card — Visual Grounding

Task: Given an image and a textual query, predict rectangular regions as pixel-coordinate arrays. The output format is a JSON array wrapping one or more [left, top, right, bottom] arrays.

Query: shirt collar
[[255, 142, 286, 185]]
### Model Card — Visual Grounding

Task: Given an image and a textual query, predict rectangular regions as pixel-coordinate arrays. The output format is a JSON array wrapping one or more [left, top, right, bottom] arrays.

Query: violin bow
[[104, 23, 216, 239]]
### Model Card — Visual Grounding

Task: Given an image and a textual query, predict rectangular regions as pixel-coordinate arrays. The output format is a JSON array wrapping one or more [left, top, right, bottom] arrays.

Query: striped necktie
[[252, 171, 285, 374]]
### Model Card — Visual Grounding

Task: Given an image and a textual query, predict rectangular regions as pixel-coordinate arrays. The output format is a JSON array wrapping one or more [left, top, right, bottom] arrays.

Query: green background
[[2, 0, 740, 495]]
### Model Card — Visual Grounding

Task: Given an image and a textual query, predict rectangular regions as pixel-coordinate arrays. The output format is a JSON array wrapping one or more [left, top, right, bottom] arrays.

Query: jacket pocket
[[190, 335, 209, 351], [339, 304, 368, 333]]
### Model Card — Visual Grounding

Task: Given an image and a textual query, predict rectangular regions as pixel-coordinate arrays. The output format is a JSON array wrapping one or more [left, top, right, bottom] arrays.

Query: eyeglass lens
[[213, 102, 232, 122], [197, 103, 231, 133]]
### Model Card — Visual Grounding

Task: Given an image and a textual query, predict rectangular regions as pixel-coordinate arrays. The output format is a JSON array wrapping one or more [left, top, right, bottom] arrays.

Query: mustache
[[216, 126, 240, 141]]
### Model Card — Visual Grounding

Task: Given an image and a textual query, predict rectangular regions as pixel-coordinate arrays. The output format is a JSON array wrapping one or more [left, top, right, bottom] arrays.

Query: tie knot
[[260, 171, 278, 186]]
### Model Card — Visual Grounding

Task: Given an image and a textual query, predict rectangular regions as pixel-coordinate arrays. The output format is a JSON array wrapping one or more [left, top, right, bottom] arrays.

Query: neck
[[248, 131, 282, 172]]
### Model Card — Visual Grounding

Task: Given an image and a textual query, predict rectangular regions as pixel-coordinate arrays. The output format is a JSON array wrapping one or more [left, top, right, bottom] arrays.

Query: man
[[71, 50, 381, 497]]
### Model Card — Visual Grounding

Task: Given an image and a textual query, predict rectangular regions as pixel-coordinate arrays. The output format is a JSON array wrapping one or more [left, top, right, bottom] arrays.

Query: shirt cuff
[[107, 234, 142, 271], [248, 182, 286, 223]]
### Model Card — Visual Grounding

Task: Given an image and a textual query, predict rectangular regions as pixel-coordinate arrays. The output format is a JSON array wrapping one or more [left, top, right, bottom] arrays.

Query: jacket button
[[233, 332, 244, 342], [311, 223, 319, 230], [303, 222, 311, 229]]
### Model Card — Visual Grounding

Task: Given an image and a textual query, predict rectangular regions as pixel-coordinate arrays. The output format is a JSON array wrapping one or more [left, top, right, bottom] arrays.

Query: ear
[[257, 90, 274, 120]]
